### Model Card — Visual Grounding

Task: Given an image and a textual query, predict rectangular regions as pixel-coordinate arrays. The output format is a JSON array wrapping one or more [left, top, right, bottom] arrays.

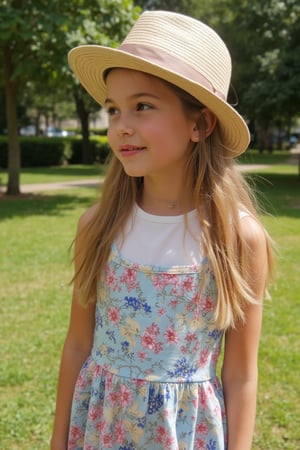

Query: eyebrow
[[104, 92, 161, 105]]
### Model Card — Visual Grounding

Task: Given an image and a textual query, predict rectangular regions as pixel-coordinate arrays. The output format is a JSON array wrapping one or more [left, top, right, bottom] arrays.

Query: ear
[[203, 109, 217, 138], [190, 109, 217, 142]]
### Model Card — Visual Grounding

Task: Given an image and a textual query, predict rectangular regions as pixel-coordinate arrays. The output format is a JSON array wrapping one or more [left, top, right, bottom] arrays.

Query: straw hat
[[68, 10, 250, 156]]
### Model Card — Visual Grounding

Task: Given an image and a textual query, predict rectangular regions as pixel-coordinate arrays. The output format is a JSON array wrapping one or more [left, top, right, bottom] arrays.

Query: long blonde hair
[[73, 82, 274, 330]]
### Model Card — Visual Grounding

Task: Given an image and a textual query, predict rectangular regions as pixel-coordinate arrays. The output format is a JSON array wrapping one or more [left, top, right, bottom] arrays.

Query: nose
[[116, 113, 134, 137]]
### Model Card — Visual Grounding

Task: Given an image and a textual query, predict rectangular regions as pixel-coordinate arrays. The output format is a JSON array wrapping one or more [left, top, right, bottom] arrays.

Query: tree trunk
[[3, 45, 21, 195], [73, 89, 92, 164]]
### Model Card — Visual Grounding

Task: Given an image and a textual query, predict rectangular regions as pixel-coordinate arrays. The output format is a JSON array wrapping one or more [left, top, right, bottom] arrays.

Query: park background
[[0, 1, 299, 449]]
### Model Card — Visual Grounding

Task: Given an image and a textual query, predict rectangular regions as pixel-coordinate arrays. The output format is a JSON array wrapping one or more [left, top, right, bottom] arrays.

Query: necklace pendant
[[168, 201, 176, 209]]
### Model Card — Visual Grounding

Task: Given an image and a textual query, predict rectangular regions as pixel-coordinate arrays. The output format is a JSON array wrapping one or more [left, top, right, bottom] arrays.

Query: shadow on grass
[[246, 172, 300, 218], [1, 172, 299, 221], [0, 190, 96, 220], [19, 164, 106, 178]]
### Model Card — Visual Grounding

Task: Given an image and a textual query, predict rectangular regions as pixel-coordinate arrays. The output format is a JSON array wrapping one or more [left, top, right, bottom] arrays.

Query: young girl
[[51, 11, 274, 450]]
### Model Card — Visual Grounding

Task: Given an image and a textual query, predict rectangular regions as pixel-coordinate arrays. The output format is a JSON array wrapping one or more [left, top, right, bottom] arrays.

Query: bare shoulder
[[77, 203, 99, 231], [239, 214, 267, 251]]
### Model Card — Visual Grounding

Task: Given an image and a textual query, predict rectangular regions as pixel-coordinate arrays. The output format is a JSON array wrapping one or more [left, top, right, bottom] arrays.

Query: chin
[[123, 166, 146, 178]]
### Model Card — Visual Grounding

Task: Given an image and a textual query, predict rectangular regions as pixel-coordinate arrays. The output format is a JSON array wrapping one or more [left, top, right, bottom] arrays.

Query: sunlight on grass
[[0, 169, 299, 449], [0, 164, 106, 186]]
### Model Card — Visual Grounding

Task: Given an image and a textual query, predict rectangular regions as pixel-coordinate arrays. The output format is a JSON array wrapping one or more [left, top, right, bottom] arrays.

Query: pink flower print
[[212, 347, 221, 365], [164, 326, 179, 345], [141, 323, 163, 354], [155, 425, 174, 449], [152, 275, 167, 289], [96, 420, 107, 433], [105, 267, 117, 289], [75, 373, 87, 390], [170, 286, 179, 295], [185, 292, 201, 314], [213, 403, 221, 417], [198, 386, 208, 408], [198, 348, 209, 365], [108, 307, 119, 325], [196, 422, 209, 435], [158, 307, 166, 316], [141, 333, 156, 350], [169, 299, 179, 308], [134, 378, 147, 387], [145, 322, 160, 336], [153, 341, 163, 354], [114, 420, 126, 444], [195, 437, 206, 449], [108, 391, 119, 404], [206, 384, 214, 398], [182, 275, 194, 291], [164, 273, 180, 285], [119, 384, 132, 406], [185, 331, 197, 342], [101, 433, 113, 448], [180, 345, 188, 354], [88, 405, 101, 421], [191, 292, 201, 306], [69, 425, 84, 441], [105, 370, 113, 390], [164, 435, 175, 449], [202, 296, 215, 312], [137, 351, 148, 361], [93, 362, 103, 377], [120, 267, 139, 291], [155, 425, 167, 443]]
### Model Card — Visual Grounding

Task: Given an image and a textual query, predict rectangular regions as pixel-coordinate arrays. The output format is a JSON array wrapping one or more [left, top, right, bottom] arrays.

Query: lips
[[119, 145, 146, 156]]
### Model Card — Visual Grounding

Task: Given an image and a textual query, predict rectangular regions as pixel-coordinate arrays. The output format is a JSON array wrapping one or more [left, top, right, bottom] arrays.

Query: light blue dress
[[68, 243, 227, 449]]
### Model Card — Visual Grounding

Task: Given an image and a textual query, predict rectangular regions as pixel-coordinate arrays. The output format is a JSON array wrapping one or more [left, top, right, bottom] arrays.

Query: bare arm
[[222, 216, 268, 450], [50, 208, 97, 450]]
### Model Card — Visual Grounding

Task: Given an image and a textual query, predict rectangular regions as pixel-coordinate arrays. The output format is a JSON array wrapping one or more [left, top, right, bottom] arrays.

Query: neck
[[139, 176, 194, 216]]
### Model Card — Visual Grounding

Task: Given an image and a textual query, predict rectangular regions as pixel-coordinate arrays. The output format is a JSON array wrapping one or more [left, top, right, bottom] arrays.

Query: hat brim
[[68, 45, 250, 156]]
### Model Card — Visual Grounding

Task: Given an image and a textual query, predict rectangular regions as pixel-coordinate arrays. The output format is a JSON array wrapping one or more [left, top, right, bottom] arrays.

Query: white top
[[118, 205, 250, 267], [118, 205, 204, 266]]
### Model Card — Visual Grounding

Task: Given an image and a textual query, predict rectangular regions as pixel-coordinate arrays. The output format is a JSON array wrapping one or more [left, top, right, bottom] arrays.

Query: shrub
[[68, 136, 110, 164], [0, 135, 110, 167], [0, 137, 71, 167]]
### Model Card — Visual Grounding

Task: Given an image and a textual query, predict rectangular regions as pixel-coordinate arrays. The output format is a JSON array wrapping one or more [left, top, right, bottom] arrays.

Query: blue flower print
[[147, 385, 164, 414], [208, 329, 223, 340], [121, 340, 134, 360], [119, 443, 136, 450], [167, 357, 196, 380], [124, 296, 152, 313], [207, 439, 217, 450]]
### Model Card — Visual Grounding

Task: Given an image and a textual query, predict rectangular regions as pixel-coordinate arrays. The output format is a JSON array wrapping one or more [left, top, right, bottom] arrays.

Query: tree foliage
[[0, 0, 140, 194], [1, 0, 299, 195]]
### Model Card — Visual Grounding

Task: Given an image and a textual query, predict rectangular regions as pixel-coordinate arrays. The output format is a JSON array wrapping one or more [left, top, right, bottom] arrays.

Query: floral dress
[[68, 244, 227, 450]]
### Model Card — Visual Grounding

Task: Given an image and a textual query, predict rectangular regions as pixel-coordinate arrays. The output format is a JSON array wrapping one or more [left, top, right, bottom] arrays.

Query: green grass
[[237, 149, 292, 165], [0, 163, 299, 449], [0, 164, 105, 186]]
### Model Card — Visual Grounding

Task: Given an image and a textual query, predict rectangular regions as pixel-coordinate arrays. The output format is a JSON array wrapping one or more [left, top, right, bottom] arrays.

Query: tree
[[203, 0, 300, 148], [135, 0, 204, 15], [0, 0, 139, 195], [62, 0, 140, 164], [1, 0, 67, 194]]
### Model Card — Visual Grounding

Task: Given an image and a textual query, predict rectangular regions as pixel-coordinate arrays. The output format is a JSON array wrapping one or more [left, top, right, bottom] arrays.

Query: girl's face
[[105, 69, 199, 180]]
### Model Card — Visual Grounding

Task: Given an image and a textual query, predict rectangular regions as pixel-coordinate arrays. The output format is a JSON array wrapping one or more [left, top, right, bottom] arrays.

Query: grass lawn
[[0, 161, 299, 449], [0, 164, 105, 186]]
